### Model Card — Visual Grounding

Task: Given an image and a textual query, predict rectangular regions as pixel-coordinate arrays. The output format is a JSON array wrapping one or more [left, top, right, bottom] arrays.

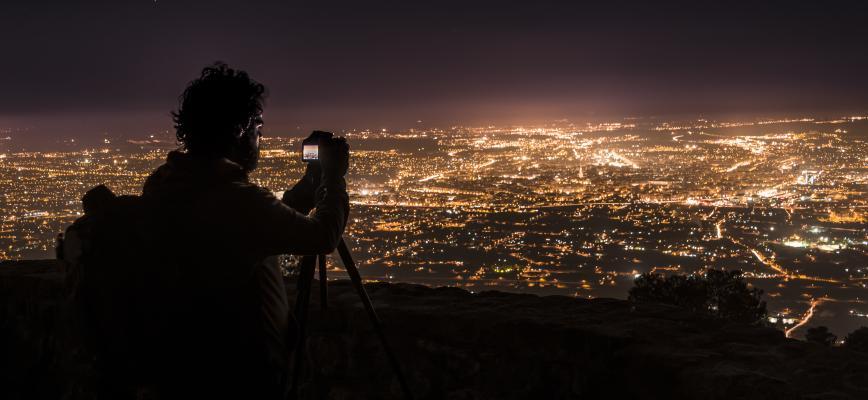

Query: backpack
[[61, 185, 176, 393]]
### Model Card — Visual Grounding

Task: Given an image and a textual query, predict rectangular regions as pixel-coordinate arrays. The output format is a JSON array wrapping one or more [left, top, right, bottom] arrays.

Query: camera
[[301, 132, 325, 162]]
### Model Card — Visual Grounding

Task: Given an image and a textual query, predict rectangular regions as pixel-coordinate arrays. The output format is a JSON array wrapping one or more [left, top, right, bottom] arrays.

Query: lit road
[[785, 298, 824, 338]]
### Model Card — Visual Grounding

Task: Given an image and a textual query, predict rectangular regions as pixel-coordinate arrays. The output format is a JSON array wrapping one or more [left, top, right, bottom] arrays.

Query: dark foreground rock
[[2, 259, 867, 400]]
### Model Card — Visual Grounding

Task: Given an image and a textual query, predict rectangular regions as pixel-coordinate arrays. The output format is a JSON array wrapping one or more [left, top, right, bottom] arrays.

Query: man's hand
[[320, 136, 349, 180]]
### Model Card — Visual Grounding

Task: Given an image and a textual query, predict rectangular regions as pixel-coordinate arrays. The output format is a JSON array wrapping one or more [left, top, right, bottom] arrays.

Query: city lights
[[0, 116, 866, 334]]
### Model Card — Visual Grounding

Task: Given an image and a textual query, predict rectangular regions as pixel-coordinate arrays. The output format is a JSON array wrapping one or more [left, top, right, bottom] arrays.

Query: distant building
[[797, 170, 820, 185]]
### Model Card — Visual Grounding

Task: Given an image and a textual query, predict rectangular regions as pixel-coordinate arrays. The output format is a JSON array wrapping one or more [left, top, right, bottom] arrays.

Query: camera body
[[302, 133, 325, 162]]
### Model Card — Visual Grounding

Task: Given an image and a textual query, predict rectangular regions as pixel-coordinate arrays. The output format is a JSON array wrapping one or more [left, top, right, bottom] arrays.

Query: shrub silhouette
[[805, 326, 836, 346], [629, 269, 767, 325], [843, 327, 868, 353]]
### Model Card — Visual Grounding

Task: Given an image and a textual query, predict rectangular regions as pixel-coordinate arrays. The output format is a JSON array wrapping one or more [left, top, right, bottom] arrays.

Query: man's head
[[172, 62, 266, 171]]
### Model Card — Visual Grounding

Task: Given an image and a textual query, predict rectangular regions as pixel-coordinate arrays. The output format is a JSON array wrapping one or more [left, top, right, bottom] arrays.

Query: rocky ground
[[2, 259, 867, 399]]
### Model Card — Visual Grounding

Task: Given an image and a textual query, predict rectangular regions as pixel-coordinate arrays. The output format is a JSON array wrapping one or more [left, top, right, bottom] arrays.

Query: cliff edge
[[2, 259, 867, 399]]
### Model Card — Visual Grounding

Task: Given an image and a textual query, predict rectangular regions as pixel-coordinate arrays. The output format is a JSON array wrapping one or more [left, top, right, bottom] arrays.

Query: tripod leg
[[290, 255, 317, 398], [336, 239, 414, 400], [318, 254, 328, 310]]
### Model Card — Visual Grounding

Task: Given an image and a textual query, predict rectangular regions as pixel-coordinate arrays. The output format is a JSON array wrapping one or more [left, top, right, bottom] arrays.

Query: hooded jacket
[[137, 150, 349, 398]]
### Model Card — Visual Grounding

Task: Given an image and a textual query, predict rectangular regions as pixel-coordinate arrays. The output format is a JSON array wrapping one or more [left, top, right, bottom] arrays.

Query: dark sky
[[1, 1, 867, 144]]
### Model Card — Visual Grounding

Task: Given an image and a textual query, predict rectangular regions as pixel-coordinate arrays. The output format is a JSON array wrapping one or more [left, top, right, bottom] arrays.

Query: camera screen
[[303, 144, 319, 160]]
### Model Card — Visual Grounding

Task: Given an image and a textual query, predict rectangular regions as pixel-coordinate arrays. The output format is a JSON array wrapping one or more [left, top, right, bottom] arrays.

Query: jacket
[[136, 150, 349, 398]]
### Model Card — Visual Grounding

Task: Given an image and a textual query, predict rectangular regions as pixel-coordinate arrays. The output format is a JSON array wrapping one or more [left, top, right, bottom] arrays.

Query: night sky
[[1, 1, 867, 145]]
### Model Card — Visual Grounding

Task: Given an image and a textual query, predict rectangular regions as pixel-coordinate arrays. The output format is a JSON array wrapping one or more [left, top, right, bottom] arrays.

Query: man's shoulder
[[223, 180, 280, 204], [142, 151, 256, 196]]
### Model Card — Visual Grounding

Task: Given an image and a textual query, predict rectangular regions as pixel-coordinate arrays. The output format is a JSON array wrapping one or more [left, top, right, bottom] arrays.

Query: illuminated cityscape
[[1, 116, 867, 338], [4, 1, 868, 398]]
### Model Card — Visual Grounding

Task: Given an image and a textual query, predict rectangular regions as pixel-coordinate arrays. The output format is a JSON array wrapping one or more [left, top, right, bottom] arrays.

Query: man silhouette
[[138, 63, 349, 399]]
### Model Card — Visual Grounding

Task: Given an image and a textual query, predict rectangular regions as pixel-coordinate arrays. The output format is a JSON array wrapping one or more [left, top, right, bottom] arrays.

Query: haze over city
[[2, 1, 868, 148]]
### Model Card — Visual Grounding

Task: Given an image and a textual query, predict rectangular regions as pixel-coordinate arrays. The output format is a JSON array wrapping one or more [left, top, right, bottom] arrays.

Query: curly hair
[[172, 62, 266, 156]]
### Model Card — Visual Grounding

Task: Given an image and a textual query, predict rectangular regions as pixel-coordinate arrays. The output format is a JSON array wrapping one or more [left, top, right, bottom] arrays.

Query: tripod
[[290, 238, 413, 399]]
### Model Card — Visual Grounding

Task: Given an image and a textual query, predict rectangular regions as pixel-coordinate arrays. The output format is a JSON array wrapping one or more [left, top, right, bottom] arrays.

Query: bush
[[805, 326, 836, 346], [629, 269, 767, 325], [843, 327, 868, 353]]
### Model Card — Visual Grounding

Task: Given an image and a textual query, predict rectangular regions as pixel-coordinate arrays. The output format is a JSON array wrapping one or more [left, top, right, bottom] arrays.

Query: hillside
[[2, 259, 867, 399]]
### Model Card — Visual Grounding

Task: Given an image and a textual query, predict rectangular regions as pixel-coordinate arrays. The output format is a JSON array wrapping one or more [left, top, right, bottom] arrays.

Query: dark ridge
[[2, 259, 867, 399]]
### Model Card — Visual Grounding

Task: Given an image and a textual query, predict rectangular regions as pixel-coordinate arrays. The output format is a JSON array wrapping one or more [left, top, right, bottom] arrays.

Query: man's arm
[[281, 174, 317, 215], [238, 175, 348, 256], [242, 136, 351, 256]]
